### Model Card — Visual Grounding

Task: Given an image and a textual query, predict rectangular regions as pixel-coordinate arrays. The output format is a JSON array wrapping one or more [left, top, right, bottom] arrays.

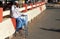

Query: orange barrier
[[39, 2, 46, 12], [22, 4, 27, 12], [0, 8, 3, 23], [11, 18, 16, 29], [29, 3, 33, 10]]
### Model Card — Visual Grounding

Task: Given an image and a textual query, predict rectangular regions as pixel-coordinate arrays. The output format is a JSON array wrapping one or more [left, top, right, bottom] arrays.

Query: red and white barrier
[[0, 2, 46, 39], [0, 18, 15, 39], [41, 2, 46, 12]]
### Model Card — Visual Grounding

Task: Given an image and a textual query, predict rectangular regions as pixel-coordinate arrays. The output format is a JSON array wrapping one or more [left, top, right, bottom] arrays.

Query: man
[[11, 1, 28, 39]]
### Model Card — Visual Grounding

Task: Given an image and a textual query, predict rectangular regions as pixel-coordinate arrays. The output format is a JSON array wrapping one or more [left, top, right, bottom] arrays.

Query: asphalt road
[[27, 7, 60, 39], [12, 7, 60, 39]]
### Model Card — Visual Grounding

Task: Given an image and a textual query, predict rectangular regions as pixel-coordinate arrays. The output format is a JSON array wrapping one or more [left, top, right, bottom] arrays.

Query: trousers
[[16, 15, 28, 32]]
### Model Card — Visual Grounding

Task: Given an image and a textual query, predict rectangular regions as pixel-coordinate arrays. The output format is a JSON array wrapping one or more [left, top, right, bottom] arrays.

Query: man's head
[[13, 1, 19, 7]]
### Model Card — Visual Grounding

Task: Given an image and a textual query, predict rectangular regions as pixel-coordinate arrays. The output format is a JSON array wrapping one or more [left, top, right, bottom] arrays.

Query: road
[[27, 7, 60, 39], [12, 7, 60, 39]]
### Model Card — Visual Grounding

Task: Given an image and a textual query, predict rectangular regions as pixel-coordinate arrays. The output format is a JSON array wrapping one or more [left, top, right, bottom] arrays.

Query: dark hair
[[12, 1, 19, 7], [13, 2, 17, 5]]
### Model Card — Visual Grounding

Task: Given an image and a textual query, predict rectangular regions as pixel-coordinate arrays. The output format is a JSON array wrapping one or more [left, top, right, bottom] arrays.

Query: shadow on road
[[40, 28, 60, 32], [56, 19, 60, 21]]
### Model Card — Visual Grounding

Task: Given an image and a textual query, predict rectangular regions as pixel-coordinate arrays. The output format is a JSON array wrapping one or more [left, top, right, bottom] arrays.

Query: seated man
[[11, 1, 28, 39]]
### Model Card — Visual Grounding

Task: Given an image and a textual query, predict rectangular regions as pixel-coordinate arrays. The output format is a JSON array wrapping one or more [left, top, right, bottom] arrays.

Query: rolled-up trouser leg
[[23, 21, 28, 38]]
